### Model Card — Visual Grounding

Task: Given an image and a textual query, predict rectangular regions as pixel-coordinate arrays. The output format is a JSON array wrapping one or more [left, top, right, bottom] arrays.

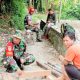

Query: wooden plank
[[36, 61, 61, 77], [18, 70, 51, 79], [0, 70, 51, 80], [0, 73, 14, 80], [36, 61, 48, 70], [47, 62, 62, 73], [47, 76, 54, 80]]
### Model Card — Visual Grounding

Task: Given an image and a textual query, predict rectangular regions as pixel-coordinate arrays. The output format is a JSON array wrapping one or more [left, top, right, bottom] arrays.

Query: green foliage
[[10, 0, 26, 30], [66, 4, 80, 20], [1, 0, 80, 31], [47, 0, 80, 20], [61, 3, 80, 19], [1, 0, 27, 30], [32, 13, 47, 23]]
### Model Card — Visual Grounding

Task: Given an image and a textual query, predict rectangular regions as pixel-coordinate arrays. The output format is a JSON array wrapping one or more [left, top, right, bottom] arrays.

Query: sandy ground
[[27, 39, 60, 64], [0, 20, 80, 79], [0, 36, 60, 80]]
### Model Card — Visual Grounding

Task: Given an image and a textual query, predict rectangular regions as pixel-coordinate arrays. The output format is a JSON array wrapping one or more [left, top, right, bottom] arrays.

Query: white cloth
[[47, 23, 54, 28]]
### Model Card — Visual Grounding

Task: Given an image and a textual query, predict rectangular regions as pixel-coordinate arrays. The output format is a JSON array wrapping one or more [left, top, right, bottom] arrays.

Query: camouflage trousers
[[25, 25, 42, 40], [3, 53, 35, 71], [21, 53, 35, 65], [3, 57, 18, 71]]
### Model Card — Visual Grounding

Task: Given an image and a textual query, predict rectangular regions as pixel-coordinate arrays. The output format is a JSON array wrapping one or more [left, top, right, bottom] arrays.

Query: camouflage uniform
[[13, 39, 35, 67], [3, 37, 35, 71], [3, 41, 18, 72], [3, 56, 18, 71], [24, 14, 42, 41]]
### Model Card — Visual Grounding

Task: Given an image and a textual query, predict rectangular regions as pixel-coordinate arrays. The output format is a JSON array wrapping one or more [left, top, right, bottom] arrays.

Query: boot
[[36, 39, 42, 42], [19, 64, 24, 70], [6, 65, 17, 73]]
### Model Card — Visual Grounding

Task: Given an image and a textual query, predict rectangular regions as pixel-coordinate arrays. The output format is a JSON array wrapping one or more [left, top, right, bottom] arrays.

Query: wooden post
[[58, 0, 62, 23], [39, 0, 42, 12], [46, 0, 48, 12], [29, 0, 32, 7], [36, 61, 61, 77], [50, 3, 54, 10]]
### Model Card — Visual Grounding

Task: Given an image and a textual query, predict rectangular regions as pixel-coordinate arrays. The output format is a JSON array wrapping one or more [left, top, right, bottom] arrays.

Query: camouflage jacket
[[8, 38, 26, 58]]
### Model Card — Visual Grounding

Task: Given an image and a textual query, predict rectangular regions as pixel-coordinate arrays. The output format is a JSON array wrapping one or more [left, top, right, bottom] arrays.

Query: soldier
[[3, 33, 35, 73], [24, 7, 42, 42]]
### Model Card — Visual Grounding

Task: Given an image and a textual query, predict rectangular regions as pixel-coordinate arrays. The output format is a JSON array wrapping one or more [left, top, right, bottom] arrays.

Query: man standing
[[24, 7, 42, 42], [57, 32, 80, 80]]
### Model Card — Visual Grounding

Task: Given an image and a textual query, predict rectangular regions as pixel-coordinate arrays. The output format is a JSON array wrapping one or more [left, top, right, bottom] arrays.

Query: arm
[[27, 15, 35, 27], [19, 42, 26, 57], [28, 19, 38, 28], [59, 47, 75, 65], [46, 14, 50, 23], [59, 55, 69, 65], [28, 20, 34, 27]]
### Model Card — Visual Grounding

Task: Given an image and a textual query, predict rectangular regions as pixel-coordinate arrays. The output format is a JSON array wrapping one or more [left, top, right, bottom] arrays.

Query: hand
[[33, 24, 38, 28], [26, 56, 30, 60], [3, 61, 7, 65], [20, 58, 25, 64], [59, 55, 64, 62], [33, 23, 39, 25]]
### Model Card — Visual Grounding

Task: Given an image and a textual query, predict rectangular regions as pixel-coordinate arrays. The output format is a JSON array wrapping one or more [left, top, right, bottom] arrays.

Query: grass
[[32, 13, 47, 23]]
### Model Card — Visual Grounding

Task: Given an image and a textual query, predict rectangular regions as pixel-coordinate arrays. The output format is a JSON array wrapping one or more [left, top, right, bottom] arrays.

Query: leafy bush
[[10, 0, 26, 30], [61, 1, 80, 20], [67, 4, 80, 20]]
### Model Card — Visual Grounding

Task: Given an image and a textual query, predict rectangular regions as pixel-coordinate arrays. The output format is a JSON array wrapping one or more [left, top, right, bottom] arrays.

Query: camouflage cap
[[13, 33, 22, 40]]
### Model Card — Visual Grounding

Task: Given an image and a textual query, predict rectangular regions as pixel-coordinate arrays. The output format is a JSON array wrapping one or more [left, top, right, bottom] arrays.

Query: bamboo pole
[[29, 0, 32, 7], [46, 0, 48, 12], [58, 0, 62, 23]]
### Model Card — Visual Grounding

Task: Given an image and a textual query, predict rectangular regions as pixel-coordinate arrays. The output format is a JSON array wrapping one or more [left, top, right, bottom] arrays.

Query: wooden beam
[[0, 73, 16, 80], [36, 61, 61, 77], [58, 0, 62, 23], [0, 70, 51, 80], [36, 61, 48, 70], [18, 70, 51, 79], [47, 76, 54, 80]]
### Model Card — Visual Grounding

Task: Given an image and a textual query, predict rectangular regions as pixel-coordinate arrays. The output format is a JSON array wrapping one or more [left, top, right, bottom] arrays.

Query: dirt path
[[23, 39, 60, 80], [0, 20, 80, 79], [0, 36, 60, 79], [27, 39, 60, 64]]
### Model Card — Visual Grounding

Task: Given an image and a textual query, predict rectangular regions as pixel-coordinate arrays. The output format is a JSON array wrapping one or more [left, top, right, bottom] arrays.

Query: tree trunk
[[34, 0, 37, 9], [46, 0, 48, 12], [38, 0, 42, 12], [58, 0, 62, 23], [29, 0, 32, 7]]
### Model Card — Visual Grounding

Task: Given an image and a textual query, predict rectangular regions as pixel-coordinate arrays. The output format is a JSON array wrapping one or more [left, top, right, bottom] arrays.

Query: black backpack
[[40, 20, 46, 31], [61, 23, 75, 37], [24, 15, 28, 26]]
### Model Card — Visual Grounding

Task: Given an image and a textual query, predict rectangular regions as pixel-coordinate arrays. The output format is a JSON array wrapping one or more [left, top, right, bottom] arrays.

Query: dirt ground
[[0, 20, 80, 79], [0, 33, 60, 80], [0, 42, 59, 80]]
